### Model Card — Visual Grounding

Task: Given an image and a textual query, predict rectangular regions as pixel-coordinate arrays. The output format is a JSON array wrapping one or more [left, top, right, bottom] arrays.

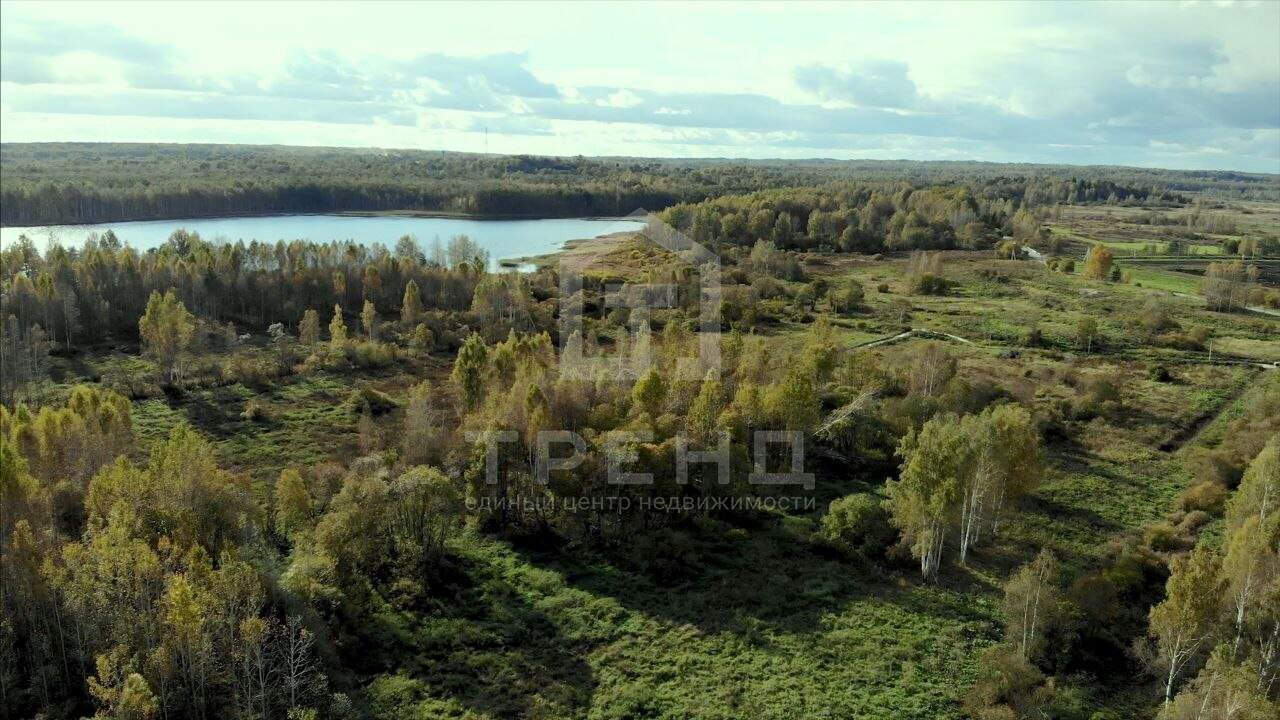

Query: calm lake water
[[0, 214, 646, 268]]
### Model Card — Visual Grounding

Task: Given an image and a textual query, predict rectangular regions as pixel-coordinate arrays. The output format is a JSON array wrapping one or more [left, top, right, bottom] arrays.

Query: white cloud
[[0, 1, 1276, 172], [598, 89, 643, 108]]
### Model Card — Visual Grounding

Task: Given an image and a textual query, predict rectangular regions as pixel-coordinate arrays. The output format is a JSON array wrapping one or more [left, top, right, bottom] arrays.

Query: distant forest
[[3, 143, 1275, 226]]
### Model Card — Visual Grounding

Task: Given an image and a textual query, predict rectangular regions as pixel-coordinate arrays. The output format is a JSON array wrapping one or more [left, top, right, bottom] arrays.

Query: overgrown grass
[[359, 529, 999, 720]]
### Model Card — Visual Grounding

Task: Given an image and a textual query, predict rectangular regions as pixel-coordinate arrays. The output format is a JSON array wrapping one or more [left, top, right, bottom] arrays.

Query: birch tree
[[1002, 550, 1062, 662], [958, 405, 1042, 564], [1150, 546, 1225, 706], [886, 413, 972, 579], [138, 289, 195, 385]]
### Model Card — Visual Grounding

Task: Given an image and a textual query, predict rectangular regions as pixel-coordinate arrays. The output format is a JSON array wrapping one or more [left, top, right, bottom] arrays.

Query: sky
[[1, 0, 1278, 173]]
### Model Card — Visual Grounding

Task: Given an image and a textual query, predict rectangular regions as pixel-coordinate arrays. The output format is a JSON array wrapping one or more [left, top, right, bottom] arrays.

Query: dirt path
[[849, 327, 975, 350]]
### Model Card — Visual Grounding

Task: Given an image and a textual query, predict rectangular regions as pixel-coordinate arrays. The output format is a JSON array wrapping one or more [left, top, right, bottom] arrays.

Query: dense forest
[[2, 153, 1279, 720], [7, 143, 1275, 226]]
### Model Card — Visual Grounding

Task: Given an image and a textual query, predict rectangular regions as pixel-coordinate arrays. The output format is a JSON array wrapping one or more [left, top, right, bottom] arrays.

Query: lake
[[0, 214, 646, 268]]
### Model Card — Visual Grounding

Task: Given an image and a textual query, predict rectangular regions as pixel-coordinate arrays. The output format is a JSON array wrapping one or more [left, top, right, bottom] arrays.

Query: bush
[[408, 323, 434, 351], [1020, 325, 1044, 348], [352, 341, 397, 368], [1074, 374, 1122, 419], [830, 281, 865, 315], [222, 352, 280, 388], [241, 399, 270, 422], [1134, 299, 1178, 338], [1158, 326, 1210, 351], [1176, 510, 1211, 534], [1143, 522, 1181, 552], [1178, 481, 1227, 514], [820, 494, 896, 559], [963, 644, 1051, 720], [911, 273, 951, 296], [995, 240, 1023, 259], [345, 385, 398, 416]]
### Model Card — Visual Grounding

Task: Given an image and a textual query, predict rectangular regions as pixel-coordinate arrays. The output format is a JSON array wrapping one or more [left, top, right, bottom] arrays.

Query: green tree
[[0, 434, 44, 555], [401, 279, 423, 326], [821, 494, 895, 559], [161, 573, 213, 713], [328, 304, 347, 348], [1149, 545, 1226, 706], [830, 280, 864, 315], [298, 308, 320, 346], [1221, 515, 1273, 654], [1076, 317, 1099, 352], [315, 473, 390, 582], [274, 469, 313, 538], [1002, 550, 1063, 662], [959, 405, 1042, 563], [886, 413, 972, 579], [88, 650, 159, 720], [361, 300, 377, 340], [386, 466, 461, 569], [632, 367, 667, 418], [409, 323, 434, 351], [1159, 647, 1278, 720], [686, 370, 724, 444], [402, 381, 445, 466], [765, 363, 820, 432], [1083, 245, 1114, 281], [138, 289, 195, 384], [1228, 436, 1278, 533], [452, 334, 488, 411], [772, 212, 793, 245]]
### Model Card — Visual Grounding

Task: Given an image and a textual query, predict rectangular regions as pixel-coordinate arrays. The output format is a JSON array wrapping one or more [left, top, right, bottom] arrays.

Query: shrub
[[1020, 325, 1044, 348], [962, 644, 1051, 720], [1158, 326, 1210, 351], [1074, 374, 1122, 419], [1134, 299, 1178, 338], [222, 352, 280, 388], [1176, 510, 1211, 534], [830, 281, 865, 315], [1178, 481, 1227, 514], [1142, 522, 1181, 552], [352, 341, 397, 368], [345, 385, 398, 416], [911, 273, 951, 296], [905, 251, 951, 295], [820, 494, 895, 559], [408, 323, 434, 351], [240, 399, 270, 422], [995, 240, 1023, 259]]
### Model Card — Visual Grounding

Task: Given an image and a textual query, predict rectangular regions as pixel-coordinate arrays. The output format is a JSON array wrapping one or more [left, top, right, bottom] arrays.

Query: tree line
[[2, 142, 1232, 226]]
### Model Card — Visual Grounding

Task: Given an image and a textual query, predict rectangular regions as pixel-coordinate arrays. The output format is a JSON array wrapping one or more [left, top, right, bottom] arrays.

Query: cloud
[[1, 5, 1276, 173], [598, 89, 643, 108], [793, 61, 920, 110]]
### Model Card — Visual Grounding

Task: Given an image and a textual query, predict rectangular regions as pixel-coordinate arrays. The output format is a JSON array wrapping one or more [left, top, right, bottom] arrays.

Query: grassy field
[[1118, 265, 1202, 294], [35, 213, 1278, 719], [358, 247, 1274, 718]]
